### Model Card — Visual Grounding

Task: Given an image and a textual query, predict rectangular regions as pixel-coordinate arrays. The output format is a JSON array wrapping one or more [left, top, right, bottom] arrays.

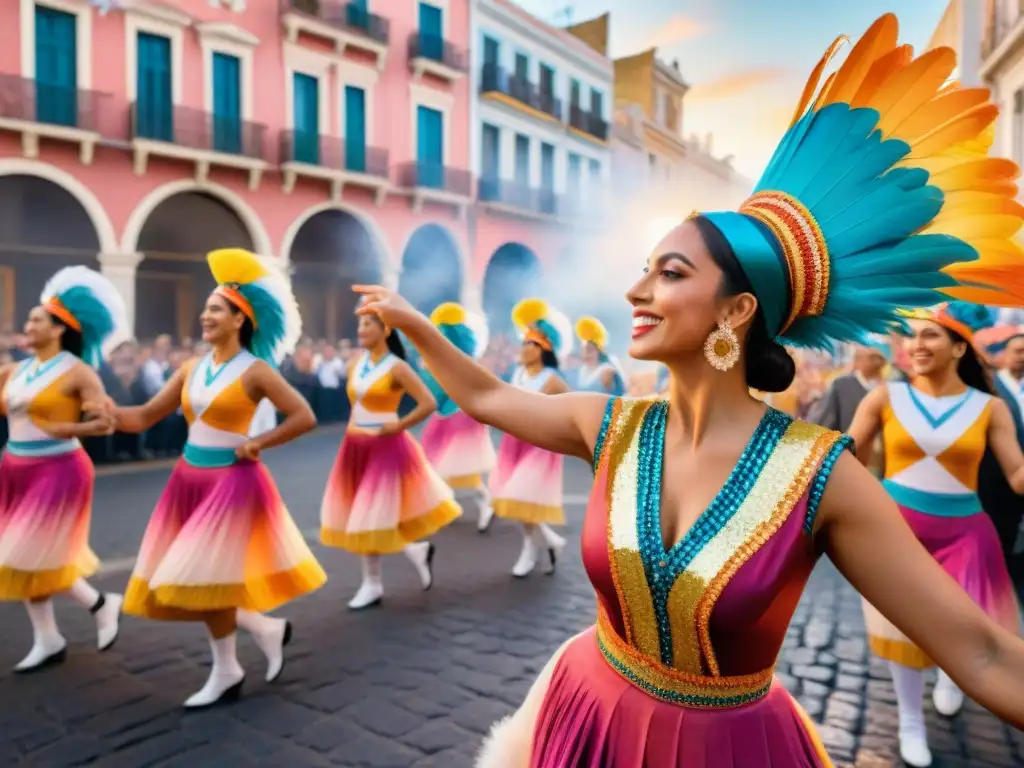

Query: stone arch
[[280, 201, 392, 271], [133, 191, 255, 341], [0, 171, 105, 330], [121, 179, 272, 256], [398, 223, 463, 316], [482, 242, 542, 334], [286, 207, 385, 342]]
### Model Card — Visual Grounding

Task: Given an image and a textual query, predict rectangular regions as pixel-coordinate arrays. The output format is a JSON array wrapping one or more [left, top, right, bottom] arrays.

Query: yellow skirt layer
[[494, 499, 565, 525], [0, 552, 99, 600], [321, 499, 461, 555]]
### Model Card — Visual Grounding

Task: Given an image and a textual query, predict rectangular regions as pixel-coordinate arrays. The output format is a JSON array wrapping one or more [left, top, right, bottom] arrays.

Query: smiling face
[[357, 313, 386, 350], [24, 306, 62, 350], [903, 319, 964, 377], [581, 341, 600, 367], [626, 219, 757, 363], [520, 339, 543, 366], [200, 293, 245, 344]]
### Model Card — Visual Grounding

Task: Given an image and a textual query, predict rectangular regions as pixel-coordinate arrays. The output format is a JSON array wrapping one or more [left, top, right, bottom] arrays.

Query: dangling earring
[[704, 321, 740, 371]]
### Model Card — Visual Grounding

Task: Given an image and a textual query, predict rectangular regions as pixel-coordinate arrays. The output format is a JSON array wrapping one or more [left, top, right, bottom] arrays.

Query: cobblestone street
[[0, 428, 1021, 767]]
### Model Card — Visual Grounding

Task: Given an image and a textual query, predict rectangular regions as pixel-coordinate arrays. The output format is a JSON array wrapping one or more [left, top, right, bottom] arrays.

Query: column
[[96, 251, 143, 337], [959, 0, 982, 88], [461, 280, 483, 314], [382, 262, 401, 292]]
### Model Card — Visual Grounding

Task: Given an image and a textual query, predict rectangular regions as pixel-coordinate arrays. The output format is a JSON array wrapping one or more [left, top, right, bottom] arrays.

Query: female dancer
[[319, 306, 460, 610], [848, 303, 1023, 766], [109, 249, 326, 708], [0, 267, 125, 671], [488, 298, 570, 575], [355, 14, 1024, 766], [418, 302, 496, 531], [573, 316, 625, 396]]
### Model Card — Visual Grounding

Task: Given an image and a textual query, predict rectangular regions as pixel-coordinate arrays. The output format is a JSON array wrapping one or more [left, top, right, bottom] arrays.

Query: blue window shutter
[[212, 52, 241, 154], [541, 143, 554, 191], [417, 105, 443, 188], [293, 73, 319, 164], [344, 85, 366, 173], [480, 123, 499, 200], [347, 0, 369, 32], [418, 3, 443, 61], [589, 158, 601, 180], [35, 7, 77, 127], [136, 33, 172, 142], [568, 153, 581, 196], [514, 134, 529, 184]]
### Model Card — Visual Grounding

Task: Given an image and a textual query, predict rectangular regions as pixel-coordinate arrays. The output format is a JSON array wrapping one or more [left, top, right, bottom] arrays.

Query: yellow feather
[[430, 302, 467, 327], [890, 88, 990, 139], [207, 248, 269, 286], [575, 317, 608, 348], [851, 45, 913, 107], [812, 72, 839, 112], [511, 297, 549, 331], [908, 103, 999, 157], [822, 14, 898, 105], [870, 48, 957, 134], [788, 34, 849, 127], [940, 285, 1024, 307], [924, 213, 1023, 240]]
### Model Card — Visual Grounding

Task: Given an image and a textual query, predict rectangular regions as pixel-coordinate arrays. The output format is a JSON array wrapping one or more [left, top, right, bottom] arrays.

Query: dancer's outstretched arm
[[108, 366, 186, 433], [38, 363, 115, 439], [354, 286, 606, 461], [816, 452, 1024, 727]]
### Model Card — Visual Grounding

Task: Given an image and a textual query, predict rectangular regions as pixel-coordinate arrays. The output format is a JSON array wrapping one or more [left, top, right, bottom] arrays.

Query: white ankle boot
[[67, 579, 122, 651], [184, 632, 245, 709], [404, 542, 435, 590], [477, 488, 495, 532], [890, 662, 932, 767], [512, 531, 538, 578], [237, 610, 291, 682], [535, 525, 566, 574], [348, 579, 384, 610], [932, 669, 964, 717], [14, 600, 67, 673]]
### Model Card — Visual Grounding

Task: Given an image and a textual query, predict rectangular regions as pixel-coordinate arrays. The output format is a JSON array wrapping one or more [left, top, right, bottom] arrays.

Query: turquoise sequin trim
[[183, 443, 238, 468], [803, 434, 854, 535], [592, 396, 618, 473], [637, 405, 792, 666]]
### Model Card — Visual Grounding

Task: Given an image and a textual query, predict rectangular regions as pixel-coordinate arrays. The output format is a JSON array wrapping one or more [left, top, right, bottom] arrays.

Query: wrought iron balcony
[[0, 74, 111, 163], [480, 64, 562, 121], [396, 161, 472, 196], [129, 103, 269, 188], [408, 33, 468, 81], [478, 178, 558, 216], [280, 0, 390, 46], [569, 104, 609, 142], [280, 130, 389, 176]]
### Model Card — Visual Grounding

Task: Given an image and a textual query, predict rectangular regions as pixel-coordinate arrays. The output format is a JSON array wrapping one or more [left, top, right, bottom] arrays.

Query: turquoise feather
[[57, 285, 116, 367], [238, 282, 286, 366]]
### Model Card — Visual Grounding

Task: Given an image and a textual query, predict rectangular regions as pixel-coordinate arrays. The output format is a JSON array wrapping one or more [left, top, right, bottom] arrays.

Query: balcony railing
[[569, 104, 609, 142], [130, 102, 267, 159], [280, 130, 389, 177], [280, 0, 390, 45], [478, 178, 558, 215], [407, 33, 468, 73], [480, 64, 561, 120], [396, 161, 472, 196], [0, 74, 109, 132]]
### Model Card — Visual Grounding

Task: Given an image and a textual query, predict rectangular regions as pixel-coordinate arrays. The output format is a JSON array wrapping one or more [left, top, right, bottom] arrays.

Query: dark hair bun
[[745, 334, 795, 393]]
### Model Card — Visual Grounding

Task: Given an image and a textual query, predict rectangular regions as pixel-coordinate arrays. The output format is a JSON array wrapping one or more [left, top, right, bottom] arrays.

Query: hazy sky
[[513, 0, 950, 179]]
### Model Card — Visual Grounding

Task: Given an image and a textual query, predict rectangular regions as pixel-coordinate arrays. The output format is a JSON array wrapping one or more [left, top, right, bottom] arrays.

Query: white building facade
[[977, 0, 1024, 166], [468, 0, 613, 219]]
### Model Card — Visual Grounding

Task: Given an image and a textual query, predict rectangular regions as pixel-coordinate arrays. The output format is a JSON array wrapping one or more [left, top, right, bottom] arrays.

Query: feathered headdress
[[700, 13, 1024, 351], [575, 316, 609, 352], [40, 266, 128, 368], [430, 302, 490, 359], [901, 301, 996, 345], [512, 297, 573, 359], [207, 249, 302, 365]]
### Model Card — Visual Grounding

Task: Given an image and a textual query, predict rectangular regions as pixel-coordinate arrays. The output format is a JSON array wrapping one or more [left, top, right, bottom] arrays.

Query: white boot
[[535, 525, 566, 575], [404, 541, 435, 590], [68, 579, 122, 651], [477, 487, 495, 533], [932, 668, 964, 717], [14, 600, 67, 673], [184, 631, 245, 709], [348, 555, 384, 610], [236, 609, 291, 683], [890, 662, 932, 767], [512, 526, 539, 578]]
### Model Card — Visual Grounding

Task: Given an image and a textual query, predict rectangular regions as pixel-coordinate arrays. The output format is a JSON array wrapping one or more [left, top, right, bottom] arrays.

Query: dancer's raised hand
[[352, 285, 424, 332]]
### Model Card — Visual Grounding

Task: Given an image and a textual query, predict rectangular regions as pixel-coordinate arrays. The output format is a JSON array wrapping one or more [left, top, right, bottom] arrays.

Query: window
[[293, 72, 320, 164], [418, 3, 444, 61], [1015, 90, 1024, 166], [136, 32, 172, 142], [648, 152, 656, 170], [588, 158, 601, 183], [514, 53, 529, 81], [590, 88, 603, 118], [345, 85, 367, 172], [417, 105, 444, 188], [539, 64, 554, 97], [211, 52, 241, 153], [540, 143, 555, 191], [481, 123, 499, 200], [483, 36, 499, 66], [346, 0, 371, 33], [567, 152, 581, 196], [514, 134, 530, 184], [570, 79, 580, 108], [34, 6, 78, 127]]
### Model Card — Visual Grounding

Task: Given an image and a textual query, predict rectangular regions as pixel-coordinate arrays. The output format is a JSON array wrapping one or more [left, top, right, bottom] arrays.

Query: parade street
[[0, 426, 1021, 768]]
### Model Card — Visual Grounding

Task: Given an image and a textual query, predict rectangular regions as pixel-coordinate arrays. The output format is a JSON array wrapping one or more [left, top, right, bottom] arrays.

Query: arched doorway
[[288, 209, 383, 342], [482, 242, 541, 335], [134, 193, 255, 342], [0, 175, 101, 333], [398, 224, 462, 316]]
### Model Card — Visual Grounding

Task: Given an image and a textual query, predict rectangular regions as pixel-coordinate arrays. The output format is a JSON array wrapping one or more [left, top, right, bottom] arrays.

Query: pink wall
[[0, 0, 475, 275]]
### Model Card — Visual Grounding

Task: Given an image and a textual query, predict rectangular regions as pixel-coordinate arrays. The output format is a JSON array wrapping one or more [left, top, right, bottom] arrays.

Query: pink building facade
[[0, 0, 483, 342]]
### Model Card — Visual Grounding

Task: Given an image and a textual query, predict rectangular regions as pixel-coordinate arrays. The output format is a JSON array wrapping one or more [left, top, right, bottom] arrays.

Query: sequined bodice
[[583, 397, 850, 705]]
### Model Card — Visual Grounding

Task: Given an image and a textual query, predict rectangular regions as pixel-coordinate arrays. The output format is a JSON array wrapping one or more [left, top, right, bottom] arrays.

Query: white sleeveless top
[[512, 365, 554, 392], [349, 352, 401, 428], [185, 350, 259, 452], [3, 352, 80, 456]]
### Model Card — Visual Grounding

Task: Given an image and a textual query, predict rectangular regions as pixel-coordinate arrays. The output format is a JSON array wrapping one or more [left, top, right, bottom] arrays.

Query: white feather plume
[[40, 266, 129, 359]]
